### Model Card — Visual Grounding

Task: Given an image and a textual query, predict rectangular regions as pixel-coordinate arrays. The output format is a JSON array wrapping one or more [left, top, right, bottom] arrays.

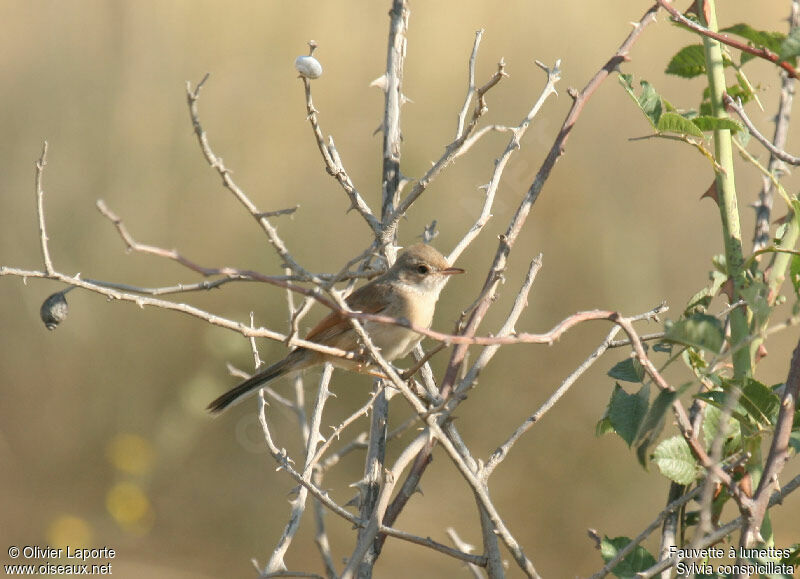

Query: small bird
[[207, 244, 464, 413]]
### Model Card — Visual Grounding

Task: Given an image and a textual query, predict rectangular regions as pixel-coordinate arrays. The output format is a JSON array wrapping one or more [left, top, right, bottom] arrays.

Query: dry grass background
[[1, 1, 799, 577]]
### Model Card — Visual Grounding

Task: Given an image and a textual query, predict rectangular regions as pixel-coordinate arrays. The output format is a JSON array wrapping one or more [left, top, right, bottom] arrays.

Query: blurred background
[[2, 1, 799, 577]]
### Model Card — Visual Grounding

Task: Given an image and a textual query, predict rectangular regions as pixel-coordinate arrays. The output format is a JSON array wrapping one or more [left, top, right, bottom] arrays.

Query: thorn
[[370, 74, 389, 92], [700, 180, 719, 205]]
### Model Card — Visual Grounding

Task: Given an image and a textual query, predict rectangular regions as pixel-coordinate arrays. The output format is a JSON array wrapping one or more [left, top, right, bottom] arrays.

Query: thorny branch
[[11, 1, 800, 577], [657, 0, 800, 79]]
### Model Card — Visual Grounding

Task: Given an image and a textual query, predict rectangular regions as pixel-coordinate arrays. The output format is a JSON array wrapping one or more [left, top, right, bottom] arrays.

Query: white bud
[[294, 55, 323, 79]]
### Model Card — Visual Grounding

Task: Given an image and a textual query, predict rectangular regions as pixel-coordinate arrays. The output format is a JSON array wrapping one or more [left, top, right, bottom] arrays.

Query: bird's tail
[[207, 353, 299, 414]]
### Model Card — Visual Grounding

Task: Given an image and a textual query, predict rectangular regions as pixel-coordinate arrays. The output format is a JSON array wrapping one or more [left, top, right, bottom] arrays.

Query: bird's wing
[[305, 281, 393, 344]]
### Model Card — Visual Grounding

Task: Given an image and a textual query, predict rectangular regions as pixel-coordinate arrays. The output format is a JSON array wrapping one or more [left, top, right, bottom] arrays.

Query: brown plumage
[[207, 244, 463, 414]]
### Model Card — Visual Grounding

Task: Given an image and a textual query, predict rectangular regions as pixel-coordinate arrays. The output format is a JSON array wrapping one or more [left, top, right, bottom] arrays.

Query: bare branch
[[752, 0, 798, 251], [186, 74, 315, 280], [739, 333, 800, 549], [386, 58, 510, 235], [440, 3, 659, 397], [455, 30, 485, 140], [589, 487, 703, 579], [449, 61, 561, 264], [300, 74, 382, 237], [35, 141, 54, 275], [264, 365, 335, 574], [639, 473, 800, 577], [724, 94, 800, 166]]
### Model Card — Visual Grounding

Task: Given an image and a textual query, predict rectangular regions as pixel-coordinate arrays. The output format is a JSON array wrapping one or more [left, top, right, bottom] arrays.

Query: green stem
[[768, 216, 800, 301], [699, 0, 752, 379]]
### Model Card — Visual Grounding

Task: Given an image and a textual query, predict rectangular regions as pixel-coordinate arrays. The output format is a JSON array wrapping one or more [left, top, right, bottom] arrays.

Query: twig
[[456, 256, 543, 398], [455, 30, 486, 140], [255, 390, 485, 567], [264, 365, 334, 574], [446, 528, 485, 579], [255, 206, 300, 219], [35, 141, 54, 275], [639, 473, 800, 577], [386, 57, 509, 238], [738, 333, 800, 550], [753, 1, 798, 251], [186, 74, 316, 280], [484, 324, 624, 478], [1, 266, 364, 362], [724, 94, 800, 165], [379, 0, 410, 228], [310, 389, 380, 469], [656, 0, 799, 79], [350, 385, 388, 576], [439, 3, 660, 399], [300, 73, 382, 237], [448, 61, 561, 264], [589, 486, 703, 579]]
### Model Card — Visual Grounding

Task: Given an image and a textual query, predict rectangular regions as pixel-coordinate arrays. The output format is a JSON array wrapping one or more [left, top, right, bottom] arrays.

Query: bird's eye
[[416, 264, 430, 274]]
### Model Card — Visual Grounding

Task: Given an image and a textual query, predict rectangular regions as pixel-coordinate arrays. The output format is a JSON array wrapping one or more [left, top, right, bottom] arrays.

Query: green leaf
[[606, 383, 650, 447], [685, 271, 727, 316], [635, 387, 682, 467], [696, 390, 752, 426], [656, 111, 705, 138], [653, 341, 673, 353], [702, 404, 742, 451], [721, 24, 785, 54], [619, 74, 662, 128], [740, 281, 771, 330], [790, 432, 800, 454], [665, 44, 707, 78], [652, 436, 699, 484], [790, 255, 800, 296], [600, 536, 657, 577], [733, 71, 756, 106], [664, 314, 724, 354], [596, 416, 615, 436], [691, 115, 743, 134], [739, 378, 781, 428], [608, 358, 645, 383], [780, 27, 800, 61]]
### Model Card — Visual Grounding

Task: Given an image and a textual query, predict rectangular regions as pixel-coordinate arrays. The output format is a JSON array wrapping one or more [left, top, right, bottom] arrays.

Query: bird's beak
[[441, 267, 465, 276]]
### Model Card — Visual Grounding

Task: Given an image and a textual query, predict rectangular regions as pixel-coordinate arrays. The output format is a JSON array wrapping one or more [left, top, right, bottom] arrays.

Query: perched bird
[[207, 244, 464, 413]]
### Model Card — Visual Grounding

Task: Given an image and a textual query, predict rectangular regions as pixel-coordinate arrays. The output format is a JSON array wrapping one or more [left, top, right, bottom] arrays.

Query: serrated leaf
[[608, 358, 645, 383], [619, 74, 662, 128], [664, 314, 724, 353], [722, 24, 785, 54], [596, 416, 615, 437], [739, 378, 780, 427], [780, 27, 800, 61], [702, 404, 742, 450], [696, 390, 752, 426], [666, 44, 708, 78], [684, 270, 726, 316], [635, 387, 682, 467], [600, 536, 657, 577], [691, 115, 743, 134], [607, 383, 650, 447], [652, 436, 699, 484], [656, 111, 705, 138]]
